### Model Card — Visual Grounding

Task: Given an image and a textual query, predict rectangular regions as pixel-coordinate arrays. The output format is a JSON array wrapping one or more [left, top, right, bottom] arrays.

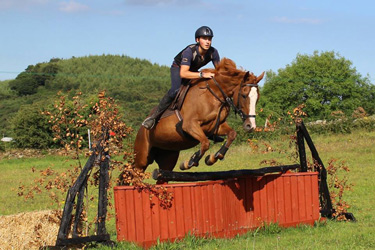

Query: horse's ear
[[256, 71, 265, 83], [243, 71, 250, 81]]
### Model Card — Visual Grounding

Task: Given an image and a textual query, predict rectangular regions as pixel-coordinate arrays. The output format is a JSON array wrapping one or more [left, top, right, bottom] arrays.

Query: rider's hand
[[202, 72, 215, 78]]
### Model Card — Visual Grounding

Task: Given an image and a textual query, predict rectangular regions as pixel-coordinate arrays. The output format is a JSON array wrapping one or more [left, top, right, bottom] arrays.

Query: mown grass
[[1, 129, 375, 249], [0, 155, 78, 214]]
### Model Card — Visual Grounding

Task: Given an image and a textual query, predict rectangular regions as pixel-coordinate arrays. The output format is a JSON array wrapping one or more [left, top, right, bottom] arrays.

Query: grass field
[[1, 128, 374, 249]]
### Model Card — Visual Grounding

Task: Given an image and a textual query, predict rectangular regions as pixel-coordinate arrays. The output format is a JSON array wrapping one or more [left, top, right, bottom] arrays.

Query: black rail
[[153, 164, 300, 182]]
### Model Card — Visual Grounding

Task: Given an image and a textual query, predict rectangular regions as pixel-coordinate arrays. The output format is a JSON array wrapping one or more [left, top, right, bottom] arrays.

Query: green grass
[[1, 129, 375, 249], [0, 154, 78, 214]]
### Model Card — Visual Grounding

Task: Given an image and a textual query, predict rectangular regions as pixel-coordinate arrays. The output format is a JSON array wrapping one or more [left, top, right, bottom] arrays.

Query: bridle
[[206, 72, 258, 122], [235, 79, 258, 121]]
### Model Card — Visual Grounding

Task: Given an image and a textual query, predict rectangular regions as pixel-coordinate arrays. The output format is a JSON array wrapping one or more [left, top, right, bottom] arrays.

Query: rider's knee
[[167, 89, 178, 99]]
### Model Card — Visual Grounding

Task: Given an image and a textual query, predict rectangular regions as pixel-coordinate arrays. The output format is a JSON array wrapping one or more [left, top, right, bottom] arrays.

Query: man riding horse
[[142, 26, 220, 131], [131, 26, 264, 175]]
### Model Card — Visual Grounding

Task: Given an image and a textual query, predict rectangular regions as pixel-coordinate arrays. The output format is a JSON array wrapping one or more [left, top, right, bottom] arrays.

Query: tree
[[10, 104, 55, 149], [8, 60, 60, 96], [9, 72, 39, 96], [260, 51, 375, 120], [35, 62, 60, 86]]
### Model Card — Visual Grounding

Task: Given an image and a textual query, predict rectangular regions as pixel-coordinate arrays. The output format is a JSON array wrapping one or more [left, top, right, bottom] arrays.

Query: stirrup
[[142, 117, 156, 130]]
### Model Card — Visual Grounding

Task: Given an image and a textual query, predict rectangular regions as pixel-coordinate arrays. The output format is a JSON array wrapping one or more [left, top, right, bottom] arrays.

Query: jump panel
[[114, 172, 319, 248]]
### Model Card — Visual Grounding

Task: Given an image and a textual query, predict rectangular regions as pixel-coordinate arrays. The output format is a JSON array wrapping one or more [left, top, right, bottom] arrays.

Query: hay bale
[[0, 210, 61, 250]]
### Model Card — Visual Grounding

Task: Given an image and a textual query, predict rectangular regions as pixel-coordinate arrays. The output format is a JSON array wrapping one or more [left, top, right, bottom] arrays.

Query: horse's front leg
[[180, 121, 210, 170], [205, 122, 237, 166]]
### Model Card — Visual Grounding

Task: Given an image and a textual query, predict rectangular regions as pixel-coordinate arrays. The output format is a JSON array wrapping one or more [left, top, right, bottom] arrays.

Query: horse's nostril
[[244, 123, 252, 131]]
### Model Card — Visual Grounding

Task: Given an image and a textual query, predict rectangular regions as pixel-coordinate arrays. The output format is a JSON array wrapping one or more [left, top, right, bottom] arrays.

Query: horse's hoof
[[205, 155, 214, 166], [180, 161, 189, 170]]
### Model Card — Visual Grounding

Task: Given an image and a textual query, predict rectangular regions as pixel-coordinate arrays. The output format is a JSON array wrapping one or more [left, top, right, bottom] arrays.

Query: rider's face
[[196, 36, 212, 51]]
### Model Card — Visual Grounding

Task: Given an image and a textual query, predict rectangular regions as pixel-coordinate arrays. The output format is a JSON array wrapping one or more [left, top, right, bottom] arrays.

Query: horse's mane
[[192, 58, 249, 85], [214, 58, 246, 79]]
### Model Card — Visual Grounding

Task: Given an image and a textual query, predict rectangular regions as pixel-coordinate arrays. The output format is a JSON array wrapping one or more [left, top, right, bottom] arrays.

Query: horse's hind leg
[[133, 127, 155, 173], [118, 128, 155, 185], [154, 149, 180, 184], [154, 149, 179, 170]]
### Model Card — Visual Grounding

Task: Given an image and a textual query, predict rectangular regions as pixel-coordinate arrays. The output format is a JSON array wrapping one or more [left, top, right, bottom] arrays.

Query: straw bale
[[0, 210, 61, 250]]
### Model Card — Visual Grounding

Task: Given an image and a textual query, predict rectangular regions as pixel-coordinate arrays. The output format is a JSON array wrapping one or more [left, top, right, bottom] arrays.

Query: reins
[[205, 78, 228, 138]]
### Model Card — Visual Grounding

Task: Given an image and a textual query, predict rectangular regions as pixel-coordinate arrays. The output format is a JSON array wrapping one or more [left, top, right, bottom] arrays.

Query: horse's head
[[233, 71, 264, 132], [207, 58, 264, 132]]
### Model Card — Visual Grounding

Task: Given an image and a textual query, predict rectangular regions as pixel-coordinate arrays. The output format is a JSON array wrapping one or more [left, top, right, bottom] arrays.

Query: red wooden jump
[[114, 172, 320, 248]]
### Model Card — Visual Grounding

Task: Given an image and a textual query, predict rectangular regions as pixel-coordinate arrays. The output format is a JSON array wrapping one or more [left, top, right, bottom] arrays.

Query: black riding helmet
[[195, 26, 214, 39]]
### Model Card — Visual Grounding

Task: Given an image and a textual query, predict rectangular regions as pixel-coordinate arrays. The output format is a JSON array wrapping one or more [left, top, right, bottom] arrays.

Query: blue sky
[[1, 0, 374, 84]]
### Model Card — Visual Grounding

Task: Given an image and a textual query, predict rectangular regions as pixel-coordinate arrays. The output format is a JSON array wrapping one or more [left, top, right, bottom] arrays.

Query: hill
[[0, 55, 171, 137]]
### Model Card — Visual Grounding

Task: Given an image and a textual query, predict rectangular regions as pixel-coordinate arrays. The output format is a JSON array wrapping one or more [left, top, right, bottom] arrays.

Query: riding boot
[[142, 94, 174, 130]]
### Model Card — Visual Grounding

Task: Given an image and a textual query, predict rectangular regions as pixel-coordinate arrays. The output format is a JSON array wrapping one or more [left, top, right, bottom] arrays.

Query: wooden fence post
[[296, 122, 308, 172], [296, 121, 334, 217], [55, 135, 112, 247]]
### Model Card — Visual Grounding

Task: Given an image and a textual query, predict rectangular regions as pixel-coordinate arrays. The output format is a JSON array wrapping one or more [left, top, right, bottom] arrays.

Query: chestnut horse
[[134, 58, 264, 173]]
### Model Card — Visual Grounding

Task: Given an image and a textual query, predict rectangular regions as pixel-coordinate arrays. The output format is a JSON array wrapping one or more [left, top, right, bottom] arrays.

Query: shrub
[[10, 104, 55, 149]]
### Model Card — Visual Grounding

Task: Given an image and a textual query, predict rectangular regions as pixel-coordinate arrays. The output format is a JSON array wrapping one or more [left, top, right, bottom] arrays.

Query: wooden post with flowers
[[42, 91, 132, 248], [55, 133, 111, 246]]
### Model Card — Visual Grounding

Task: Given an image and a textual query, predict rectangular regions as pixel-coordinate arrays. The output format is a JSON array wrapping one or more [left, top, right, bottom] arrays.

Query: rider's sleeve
[[180, 48, 193, 67], [212, 49, 220, 68]]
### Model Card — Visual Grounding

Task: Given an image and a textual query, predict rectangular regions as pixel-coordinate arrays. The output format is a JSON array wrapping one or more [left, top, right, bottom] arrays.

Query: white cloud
[[272, 16, 324, 25], [59, 1, 89, 13]]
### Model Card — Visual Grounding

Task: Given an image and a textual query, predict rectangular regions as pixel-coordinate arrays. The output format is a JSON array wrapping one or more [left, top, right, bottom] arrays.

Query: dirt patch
[[0, 210, 61, 250]]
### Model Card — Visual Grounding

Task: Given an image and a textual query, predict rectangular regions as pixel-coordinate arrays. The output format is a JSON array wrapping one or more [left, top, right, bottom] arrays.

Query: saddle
[[160, 84, 190, 121]]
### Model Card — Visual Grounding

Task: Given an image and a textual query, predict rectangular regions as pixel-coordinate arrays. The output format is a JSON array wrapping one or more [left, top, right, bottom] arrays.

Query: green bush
[[234, 115, 375, 144], [306, 119, 352, 134], [10, 104, 56, 149], [353, 116, 375, 131], [305, 116, 375, 135]]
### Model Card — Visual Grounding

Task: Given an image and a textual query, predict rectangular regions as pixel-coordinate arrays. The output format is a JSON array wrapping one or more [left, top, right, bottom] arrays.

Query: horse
[[133, 58, 264, 175]]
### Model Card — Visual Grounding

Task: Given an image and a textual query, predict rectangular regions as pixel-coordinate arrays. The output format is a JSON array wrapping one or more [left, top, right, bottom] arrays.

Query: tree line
[[0, 51, 374, 149]]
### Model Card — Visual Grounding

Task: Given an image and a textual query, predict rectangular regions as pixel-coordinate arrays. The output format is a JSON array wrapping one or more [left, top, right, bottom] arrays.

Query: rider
[[142, 26, 221, 130]]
